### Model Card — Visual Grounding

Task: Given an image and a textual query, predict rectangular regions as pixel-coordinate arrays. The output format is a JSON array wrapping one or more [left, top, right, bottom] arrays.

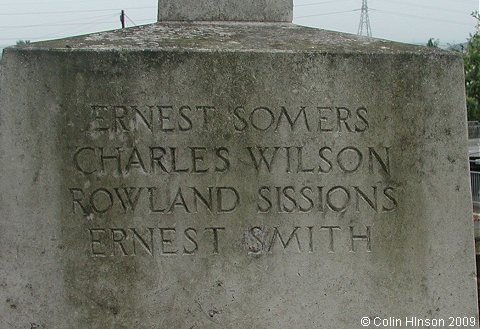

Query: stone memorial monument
[[1, 0, 478, 328]]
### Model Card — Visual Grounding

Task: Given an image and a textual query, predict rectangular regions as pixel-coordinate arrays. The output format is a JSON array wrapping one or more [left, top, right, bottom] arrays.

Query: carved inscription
[[87, 105, 368, 134], [87, 225, 372, 257], [67, 104, 398, 257]]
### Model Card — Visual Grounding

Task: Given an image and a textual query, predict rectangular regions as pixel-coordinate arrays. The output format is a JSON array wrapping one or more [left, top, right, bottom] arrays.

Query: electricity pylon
[[357, 0, 372, 37]]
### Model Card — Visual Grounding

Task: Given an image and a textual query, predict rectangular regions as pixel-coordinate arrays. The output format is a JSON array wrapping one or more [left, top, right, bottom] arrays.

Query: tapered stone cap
[[158, 0, 293, 22]]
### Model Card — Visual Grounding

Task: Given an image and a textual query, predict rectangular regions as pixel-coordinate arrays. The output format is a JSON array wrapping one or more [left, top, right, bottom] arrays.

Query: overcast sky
[[0, 0, 477, 48]]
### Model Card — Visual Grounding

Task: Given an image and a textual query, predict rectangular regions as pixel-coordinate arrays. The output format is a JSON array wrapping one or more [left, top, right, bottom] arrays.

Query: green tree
[[465, 13, 480, 121], [465, 34, 480, 120], [426, 38, 439, 48], [16, 40, 30, 46]]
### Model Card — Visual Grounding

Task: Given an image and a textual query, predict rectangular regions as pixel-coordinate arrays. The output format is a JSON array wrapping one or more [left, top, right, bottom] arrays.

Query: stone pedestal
[[0, 5, 478, 329], [158, 0, 293, 21]]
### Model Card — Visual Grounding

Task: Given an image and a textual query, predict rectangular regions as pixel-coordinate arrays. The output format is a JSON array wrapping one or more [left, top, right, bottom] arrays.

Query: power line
[[0, 14, 157, 33], [0, 13, 115, 31], [43, 18, 154, 40], [295, 9, 359, 19], [124, 13, 138, 26], [0, 18, 155, 42], [371, 9, 474, 27], [371, 0, 469, 15], [295, 0, 354, 7], [37, 15, 128, 40], [0, 25, 118, 41], [0, 0, 151, 5], [0, 6, 155, 16]]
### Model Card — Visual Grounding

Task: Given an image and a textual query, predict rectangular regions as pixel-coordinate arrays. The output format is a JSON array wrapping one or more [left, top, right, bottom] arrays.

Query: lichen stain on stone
[[8, 21, 459, 58]]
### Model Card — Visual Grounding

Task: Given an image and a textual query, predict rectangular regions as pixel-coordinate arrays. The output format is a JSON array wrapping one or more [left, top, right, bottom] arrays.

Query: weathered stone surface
[[0, 22, 478, 329], [158, 0, 293, 22]]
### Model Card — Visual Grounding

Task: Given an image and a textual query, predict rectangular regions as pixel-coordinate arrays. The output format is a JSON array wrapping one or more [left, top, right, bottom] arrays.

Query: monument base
[[1, 21, 477, 329]]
